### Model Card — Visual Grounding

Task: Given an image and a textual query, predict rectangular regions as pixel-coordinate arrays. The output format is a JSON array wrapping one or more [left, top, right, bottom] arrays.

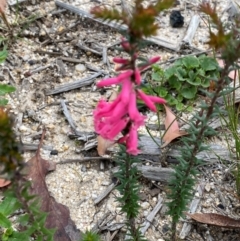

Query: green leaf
[[188, 70, 196, 80], [0, 84, 16, 96], [165, 66, 176, 79], [2, 227, 14, 241], [0, 213, 12, 228], [156, 86, 168, 97], [176, 67, 187, 78], [176, 102, 184, 111], [151, 71, 162, 81], [201, 78, 210, 88], [0, 48, 8, 64], [181, 85, 197, 99], [186, 76, 201, 86], [176, 94, 183, 102], [199, 56, 218, 71], [0, 196, 21, 216], [8, 230, 31, 241], [166, 94, 178, 105], [17, 213, 30, 226], [174, 59, 183, 66], [0, 98, 8, 105], [169, 76, 181, 90], [182, 56, 199, 69]]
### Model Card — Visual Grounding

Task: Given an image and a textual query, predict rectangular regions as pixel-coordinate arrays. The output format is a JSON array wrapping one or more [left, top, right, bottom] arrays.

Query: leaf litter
[[1, 0, 240, 240], [161, 104, 187, 148], [25, 130, 82, 241]]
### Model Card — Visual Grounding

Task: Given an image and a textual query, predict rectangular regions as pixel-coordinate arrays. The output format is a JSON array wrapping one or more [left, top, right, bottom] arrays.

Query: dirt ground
[[1, 0, 240, 240]]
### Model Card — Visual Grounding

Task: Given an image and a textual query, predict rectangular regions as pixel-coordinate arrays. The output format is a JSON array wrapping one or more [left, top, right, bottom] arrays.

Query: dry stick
[[76, 42, 102, 56], [55, 0, 179, 51], [29, 64, 53, 75], [60, 99, 77, 131], [60, 56, 85, 64], [34, 50, 62, 56], [140, 197, 163, 234], [57, 157, 112, 164], [22, 143, 53, 151], [45, 72, 102, 95], [109, 230, 119, 241], [179, 182, 205, 239], [112, 165, 174, 183], [38, 100, 72, 110], [94, 183, 117, 205], [91, 211, 112, 233], [182, 15, 200, 45]]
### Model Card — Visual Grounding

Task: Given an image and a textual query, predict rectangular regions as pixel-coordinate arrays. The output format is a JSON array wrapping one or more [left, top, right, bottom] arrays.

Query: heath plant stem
[[168, 63, 231, 240]]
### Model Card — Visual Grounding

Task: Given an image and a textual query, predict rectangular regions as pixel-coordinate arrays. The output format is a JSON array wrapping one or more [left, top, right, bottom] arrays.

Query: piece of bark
[[45, 72, 102, 95], [76, 42, 102, 56], [105, 134, 230, 164], [60, 99, 77, 132], [168, 144, 231, 164], [94, 183, 117, 205], [137, 165, 174, 182], [182, 15, 200, 45], [140, 197, 163, 234], [224, 0, 240, 19], [91, 211, 112, 233], [55, 0, 179, 51], [179, 183, 205, 239], [112, 164, 174, 183]]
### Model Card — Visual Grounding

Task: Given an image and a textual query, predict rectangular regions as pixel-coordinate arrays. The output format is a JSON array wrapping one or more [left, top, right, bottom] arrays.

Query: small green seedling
[[0, 48, 15, 105], [144, 55, 220, 111]]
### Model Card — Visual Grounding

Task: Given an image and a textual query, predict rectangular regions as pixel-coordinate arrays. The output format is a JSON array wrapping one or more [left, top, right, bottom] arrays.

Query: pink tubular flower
[[149, 56, 161, 64], [128, 91, 146, 127], [113, 57, 129, 64], [137, 89, 157, 112], [126, 125, 141, 155], [106, 117, 129, 140], [93, 40, 166, 155], [139, 56, 161, 72], [148, 95, 166, 104], [134, 68, 141, 85], [120, 78, 133, 104], [121, 37, 131, 51], [97, 70, 133, 87]]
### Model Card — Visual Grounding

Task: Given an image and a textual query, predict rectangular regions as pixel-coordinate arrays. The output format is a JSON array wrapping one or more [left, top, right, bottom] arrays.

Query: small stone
[[162, 223, 170, 233], [22, 55, 30, 61], [28, 59, 37, 65], [19, 125, 29, 132], [150, 115, 158, 122], [75, 64, 86, 73], [141, 201, 150, 210], [205, 183, 211, 192], [50, 150, 58, 155], [195, 192, 199, 197], [42, 58, 48, 63], [217, 203, 225, 209], [170, 10, 184, 28]]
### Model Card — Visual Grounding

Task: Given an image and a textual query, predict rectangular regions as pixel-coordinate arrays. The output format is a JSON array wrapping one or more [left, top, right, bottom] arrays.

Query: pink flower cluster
[[94, 55, 166, 155]]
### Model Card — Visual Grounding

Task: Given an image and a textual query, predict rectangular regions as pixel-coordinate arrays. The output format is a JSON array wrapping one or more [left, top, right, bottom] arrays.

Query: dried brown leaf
[[96, 91, 117, 156], [25, 130, 82, 241], [97, 135, 115, 156], [161, 105, 187, 148], [0, 0, 7, 13], [187, 213, 240, 228], [0, 178, 10, 187], [217, 59, 239, 80]]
